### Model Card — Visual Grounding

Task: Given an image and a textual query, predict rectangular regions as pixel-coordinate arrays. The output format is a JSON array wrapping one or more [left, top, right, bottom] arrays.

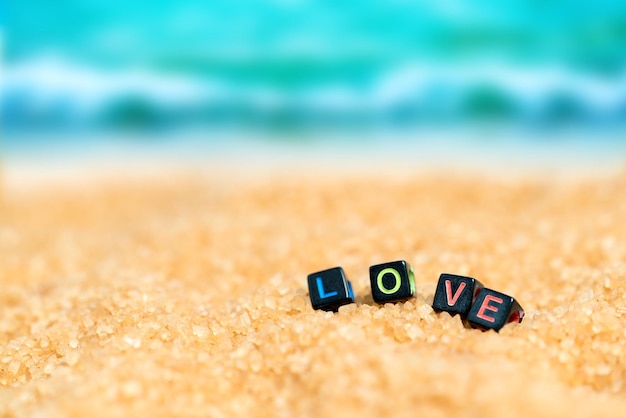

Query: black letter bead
[[307, 267, 355, 312], [467, 288, 525, 332], [432, 273, 484, 317], [369, 260, 416, 304]]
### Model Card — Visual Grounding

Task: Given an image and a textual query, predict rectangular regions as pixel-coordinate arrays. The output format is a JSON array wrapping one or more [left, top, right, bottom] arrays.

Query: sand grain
[[1, 172, 626, 417]]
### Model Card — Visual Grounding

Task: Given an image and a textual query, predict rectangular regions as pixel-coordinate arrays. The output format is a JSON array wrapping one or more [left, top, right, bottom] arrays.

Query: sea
[[2, 0, 626, 169]]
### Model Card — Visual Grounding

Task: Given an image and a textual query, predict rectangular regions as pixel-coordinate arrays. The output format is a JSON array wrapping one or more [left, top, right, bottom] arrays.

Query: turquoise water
[[3, 1, 626, 133], [7, 0, 626, 74]]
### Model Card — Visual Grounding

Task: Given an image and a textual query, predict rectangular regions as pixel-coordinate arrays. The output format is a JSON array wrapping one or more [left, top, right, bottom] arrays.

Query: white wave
[[3, 56, 626, 126], [370, 62, 626, 111], [2, 56, 228, 114]]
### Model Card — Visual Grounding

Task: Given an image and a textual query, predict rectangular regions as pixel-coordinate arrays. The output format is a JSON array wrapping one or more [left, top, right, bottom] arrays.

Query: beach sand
[[1, 166, 626, 417]]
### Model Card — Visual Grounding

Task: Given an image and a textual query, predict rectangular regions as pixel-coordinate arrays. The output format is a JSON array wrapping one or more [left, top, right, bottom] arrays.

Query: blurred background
[[3, 0, 626, 171]]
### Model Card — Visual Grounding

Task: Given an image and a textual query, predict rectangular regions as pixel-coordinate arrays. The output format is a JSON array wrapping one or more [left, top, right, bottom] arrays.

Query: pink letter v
[[445, 280, 467, 306]]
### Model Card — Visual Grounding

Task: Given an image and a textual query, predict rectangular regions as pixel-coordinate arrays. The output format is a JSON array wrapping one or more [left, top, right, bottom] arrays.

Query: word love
[[307, 260, 524, 332]]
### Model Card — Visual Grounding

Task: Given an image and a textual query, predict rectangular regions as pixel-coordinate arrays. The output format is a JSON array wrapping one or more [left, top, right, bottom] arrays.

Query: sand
[[1, 167, 626, 417]]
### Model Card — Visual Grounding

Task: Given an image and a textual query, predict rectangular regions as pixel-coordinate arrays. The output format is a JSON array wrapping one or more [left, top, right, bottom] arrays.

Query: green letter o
[[377, 268, 402, 294]]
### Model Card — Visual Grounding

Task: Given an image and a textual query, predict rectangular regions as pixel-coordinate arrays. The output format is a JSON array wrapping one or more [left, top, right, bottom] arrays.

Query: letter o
[[377, 268, 402, 295]]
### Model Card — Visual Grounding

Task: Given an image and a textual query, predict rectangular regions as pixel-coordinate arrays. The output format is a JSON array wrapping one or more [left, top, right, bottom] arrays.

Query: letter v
[[445, 280, 467, 306]]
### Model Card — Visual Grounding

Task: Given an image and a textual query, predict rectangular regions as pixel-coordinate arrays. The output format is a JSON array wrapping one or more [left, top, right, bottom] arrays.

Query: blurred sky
[[2, 0, 626, 162]]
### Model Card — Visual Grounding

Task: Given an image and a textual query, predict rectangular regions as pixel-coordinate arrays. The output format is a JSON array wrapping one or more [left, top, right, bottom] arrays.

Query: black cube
[[307, 267, 355, 312], [467, 288, 525, 332], [432, 273, 484, 317], [369, 260, 415, 304]]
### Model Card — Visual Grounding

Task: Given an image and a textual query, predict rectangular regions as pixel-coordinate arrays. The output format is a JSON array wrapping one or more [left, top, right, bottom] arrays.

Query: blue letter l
[[317, 277, 338, 298]]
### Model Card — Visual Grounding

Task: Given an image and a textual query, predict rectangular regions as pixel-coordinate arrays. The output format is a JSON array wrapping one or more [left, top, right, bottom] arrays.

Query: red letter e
[[476, 295, 503, 323]]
